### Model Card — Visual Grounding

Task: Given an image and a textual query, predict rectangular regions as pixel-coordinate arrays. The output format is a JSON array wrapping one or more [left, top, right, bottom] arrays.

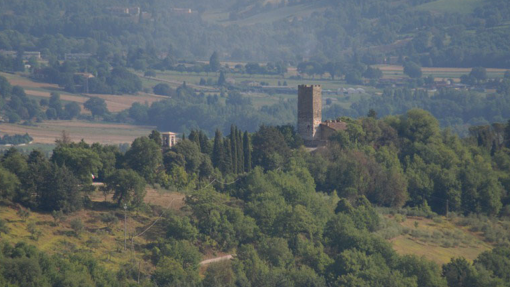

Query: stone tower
[[298, 84, 322, 145]]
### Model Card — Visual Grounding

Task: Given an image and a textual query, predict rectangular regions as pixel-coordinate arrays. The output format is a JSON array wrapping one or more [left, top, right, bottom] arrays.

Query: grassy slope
[[1, 199, 495, 271], [388, 216, 491, 264], [0, 188, 186, 271]]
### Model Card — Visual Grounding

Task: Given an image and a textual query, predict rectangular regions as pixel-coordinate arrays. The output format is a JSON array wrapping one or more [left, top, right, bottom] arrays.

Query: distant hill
[[0, 0, 509, 67]]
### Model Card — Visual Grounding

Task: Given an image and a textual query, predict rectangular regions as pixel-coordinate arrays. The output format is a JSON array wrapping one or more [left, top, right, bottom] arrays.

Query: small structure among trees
[[161, 132, 179, 148]]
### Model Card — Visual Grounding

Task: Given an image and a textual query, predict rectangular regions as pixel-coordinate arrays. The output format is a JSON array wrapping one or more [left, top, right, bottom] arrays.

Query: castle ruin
[[297, 84, 347, 147]]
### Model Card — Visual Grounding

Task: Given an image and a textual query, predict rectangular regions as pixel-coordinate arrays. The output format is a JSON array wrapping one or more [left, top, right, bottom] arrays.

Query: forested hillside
[[0, 0, 509, 66], [1, 0, 510, 285], [1, 111, 510, 286]]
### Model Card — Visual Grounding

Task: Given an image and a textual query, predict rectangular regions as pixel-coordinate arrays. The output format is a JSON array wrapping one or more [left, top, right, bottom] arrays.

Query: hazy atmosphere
[[0, 0, 510, 286]]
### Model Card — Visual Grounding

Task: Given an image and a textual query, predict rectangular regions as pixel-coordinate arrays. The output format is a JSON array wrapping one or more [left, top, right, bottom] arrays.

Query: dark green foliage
[[0, 114, 509, 286], [470, 67, 487, 82], [0, 242, 119, 286], [212, 129, 226, 171], [203, 260, 236, 287], [0, 218, 9, 235], [164, 213, 199, 241], [223, 138, 233, 174], [186, 188, 259, 250], [346, 88, 510, 132], [153, 83, 174, 96], [218, 71, 226, 86], [70, 218, 84, 236], [84, 97, 109, 118], [474, 247, 510, 282], [0, 166, 20, 202], [64, 102, 81, 119], [209, 52, 220, 72], [51, 143, 103, 184], [243, 131, 252, 172], [397, 255, 447, 287], [125, 86, 295, 136], [37, 163, 82, 213], [107, 67, 142, 94], [442, 257, 505, 287], [2, 85, 42, 123], [149, 130, 162, 146], [403, 61, 422, 78], [104, 169, 146, 206], [252, 125, 290, 170], [335, 196, 380, 232], [124, 136, 162, 183], [151, 239, 201, 285], [0, 75, 11, 98], [363, 66, 383, 79]]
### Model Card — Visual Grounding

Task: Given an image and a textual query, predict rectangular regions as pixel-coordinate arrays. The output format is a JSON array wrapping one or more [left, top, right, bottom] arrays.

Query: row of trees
[[0, 133, 32, 145], [34, 59, 142, 95], [328, 79, 510, 136]]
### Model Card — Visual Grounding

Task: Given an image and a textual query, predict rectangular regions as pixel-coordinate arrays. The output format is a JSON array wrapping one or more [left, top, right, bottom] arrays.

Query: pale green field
[[389, 216, 492, 265], [414, 0, 483, 14], [202, 0, 330, 26]]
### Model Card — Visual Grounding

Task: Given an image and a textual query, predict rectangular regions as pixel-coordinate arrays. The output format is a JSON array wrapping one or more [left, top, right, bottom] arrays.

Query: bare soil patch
[[89, 186, 185, 210], [143, 188, 186, 210], [8, 77, 60, 89]]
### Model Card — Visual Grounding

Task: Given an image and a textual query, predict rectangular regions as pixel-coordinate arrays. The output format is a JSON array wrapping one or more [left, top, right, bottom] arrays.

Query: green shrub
[[0, 219, 9, 235], [70, 218, 84, 237], [442, 239, 453, 248], [27, 222, 42, 241], [394, 214, 406, 223], [432, 230, 443, 240]]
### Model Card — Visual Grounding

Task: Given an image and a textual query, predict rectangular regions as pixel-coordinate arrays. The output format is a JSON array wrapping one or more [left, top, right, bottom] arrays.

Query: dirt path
[[199, 255, 234, 265]]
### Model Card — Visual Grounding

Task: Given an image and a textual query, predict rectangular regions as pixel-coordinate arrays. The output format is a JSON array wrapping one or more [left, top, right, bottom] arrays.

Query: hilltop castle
[[297, 84, 346, 147]]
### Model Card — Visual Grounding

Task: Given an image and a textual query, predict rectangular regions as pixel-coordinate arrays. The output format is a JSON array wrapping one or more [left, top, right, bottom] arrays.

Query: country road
[[199, 255, 234, 265]]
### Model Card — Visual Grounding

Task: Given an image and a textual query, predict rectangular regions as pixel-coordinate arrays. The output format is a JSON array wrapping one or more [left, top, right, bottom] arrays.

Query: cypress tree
[[223, 138, 233, 174], [230, 125, 237, 173], [212, 129, 224, 169], [505, 119, 510, 148], [243, 131, 251, 172], [188, 130, 201, 151], [199, 131, 211, 155], [237, 128, 244, 173]]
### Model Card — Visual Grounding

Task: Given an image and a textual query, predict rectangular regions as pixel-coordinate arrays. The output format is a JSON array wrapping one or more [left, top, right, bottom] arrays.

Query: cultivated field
[[0, 72, 166, 113], [414, 0, 483, 14], [378, 65, 508, 79], [201, 0, 330, 26], [0, 120, 154, 144]]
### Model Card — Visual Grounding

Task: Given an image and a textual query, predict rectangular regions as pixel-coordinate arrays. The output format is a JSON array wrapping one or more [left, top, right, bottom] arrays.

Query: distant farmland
[[0, 121, 155, 145]]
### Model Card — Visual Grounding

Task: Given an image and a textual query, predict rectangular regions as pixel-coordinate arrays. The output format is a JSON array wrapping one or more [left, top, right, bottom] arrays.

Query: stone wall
[[297, 85, 322, 145]]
